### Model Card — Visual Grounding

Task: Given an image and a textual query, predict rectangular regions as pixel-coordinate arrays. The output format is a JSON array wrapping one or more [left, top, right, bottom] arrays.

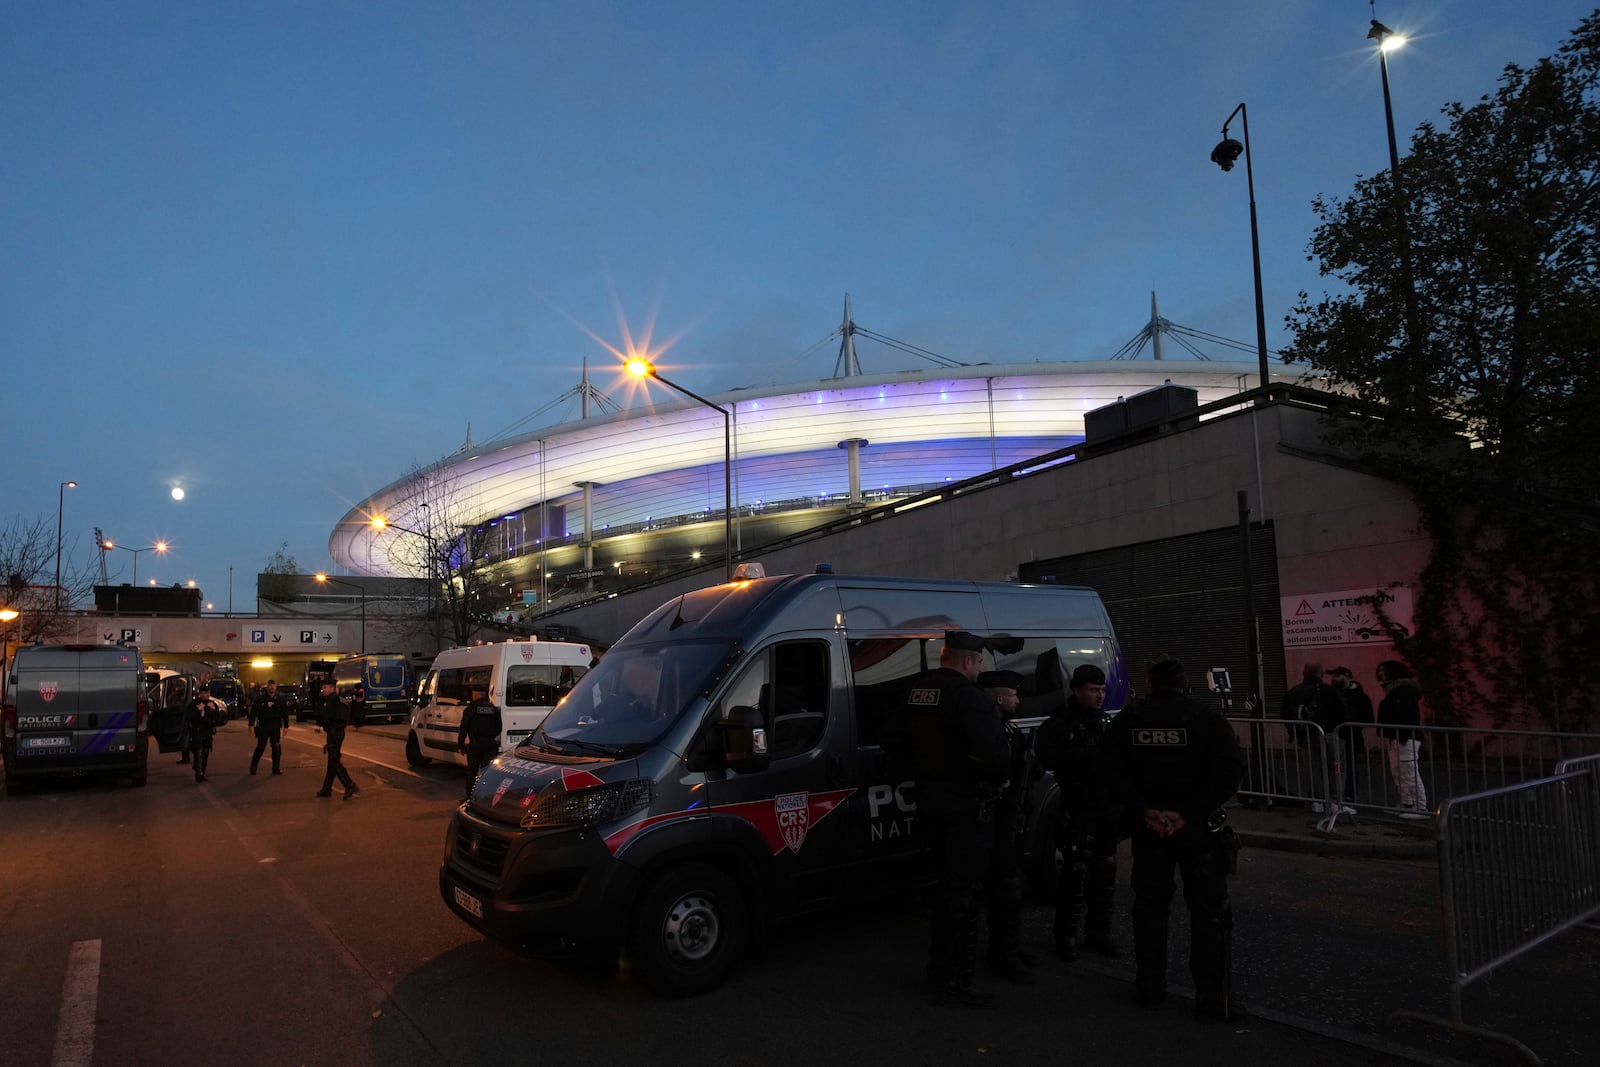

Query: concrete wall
[[541, 400, 1432, 698]]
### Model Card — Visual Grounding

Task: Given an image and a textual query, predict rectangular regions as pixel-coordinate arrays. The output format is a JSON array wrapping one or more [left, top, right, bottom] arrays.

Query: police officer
[[456, 688, 502, 799], [887, 631, 1010, 1008], [248, 678, 290, 776], [185, 687, 221, 783], [1033, 663, 1121, 961], [315, 679, 359, 800], [976, 669, 1040, 984], [1102, 655, 1245, 1022]]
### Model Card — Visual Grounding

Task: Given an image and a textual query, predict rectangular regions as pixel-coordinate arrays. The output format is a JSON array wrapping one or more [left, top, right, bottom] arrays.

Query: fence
[[1229, 717, 1600, 829], [1391, 765, 1600, 1064]]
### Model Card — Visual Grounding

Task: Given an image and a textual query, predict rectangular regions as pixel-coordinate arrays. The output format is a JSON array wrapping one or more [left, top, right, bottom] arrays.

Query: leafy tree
[[1284, 13, 1600, 729], [257, 542, 302, 604]]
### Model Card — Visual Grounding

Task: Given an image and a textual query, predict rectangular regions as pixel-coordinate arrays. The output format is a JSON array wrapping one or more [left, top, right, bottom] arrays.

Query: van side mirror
[[717, 703, 771, 774]]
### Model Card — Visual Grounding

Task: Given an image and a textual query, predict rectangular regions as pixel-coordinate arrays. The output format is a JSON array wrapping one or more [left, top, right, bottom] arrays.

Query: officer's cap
[[976, 670, 1025, 692], [943, 630, 986, 653], [266, 678, 276, 685], [1070, 664, 1106, 688], [321, 677, 336, 688]]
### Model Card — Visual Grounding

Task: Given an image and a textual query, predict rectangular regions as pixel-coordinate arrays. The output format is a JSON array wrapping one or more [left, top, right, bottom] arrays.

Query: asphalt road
[[1, 721, 1593, 1066]]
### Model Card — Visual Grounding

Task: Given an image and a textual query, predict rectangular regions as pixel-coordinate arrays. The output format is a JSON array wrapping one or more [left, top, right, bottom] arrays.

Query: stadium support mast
[[834, 294, 863, 378]]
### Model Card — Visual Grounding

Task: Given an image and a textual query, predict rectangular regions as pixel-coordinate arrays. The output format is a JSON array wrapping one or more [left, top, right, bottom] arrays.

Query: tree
[[378, 463, 497, 647], [0, 515, 95, 643], [257, 542, 302, 605], [1284, 13, 1600, 729]]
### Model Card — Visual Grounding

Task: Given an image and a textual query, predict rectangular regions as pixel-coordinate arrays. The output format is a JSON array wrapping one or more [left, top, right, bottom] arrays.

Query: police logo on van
[[1133, 728, 1188, 746], [775, 792, 810, 853], [39, 681, 59, 703]]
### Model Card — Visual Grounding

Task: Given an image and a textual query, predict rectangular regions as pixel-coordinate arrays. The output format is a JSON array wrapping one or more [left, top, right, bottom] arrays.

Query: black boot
[[1054, 936, 1078, 962], [988, 950, 1036, 985], [249, 762, 258, 775]]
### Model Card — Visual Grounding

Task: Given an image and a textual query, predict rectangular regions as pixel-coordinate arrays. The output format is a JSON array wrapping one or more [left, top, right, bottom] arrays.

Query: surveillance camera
[[1211, 137, 1244, 172]]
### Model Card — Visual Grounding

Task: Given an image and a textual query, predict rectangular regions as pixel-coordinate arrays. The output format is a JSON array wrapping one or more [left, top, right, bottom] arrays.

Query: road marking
[[51, 939, 100, 1067], [282, 733, 455, 788]]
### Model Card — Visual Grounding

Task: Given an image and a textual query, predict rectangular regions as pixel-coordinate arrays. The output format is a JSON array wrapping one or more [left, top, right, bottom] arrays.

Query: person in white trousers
[[1375, 660, 1428, 818]]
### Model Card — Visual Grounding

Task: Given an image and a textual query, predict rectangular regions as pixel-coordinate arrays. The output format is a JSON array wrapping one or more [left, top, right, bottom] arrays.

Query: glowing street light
[[101, 537, 169, 585], [626, 358, 733, 581], [315, 573, 366, 654], [1368, 18, 1423, 400]]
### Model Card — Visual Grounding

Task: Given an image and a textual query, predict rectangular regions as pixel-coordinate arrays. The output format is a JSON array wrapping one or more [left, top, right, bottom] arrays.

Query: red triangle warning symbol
[[1294, 600, 1316, 617]]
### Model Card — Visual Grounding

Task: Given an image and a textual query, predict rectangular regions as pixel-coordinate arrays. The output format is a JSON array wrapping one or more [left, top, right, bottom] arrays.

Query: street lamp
[[1368, 18, 1423, 402], [100, 538, 168, 585], [1, 607, 18, 677], [315, 573, 366, 654], [1210, 103, 1270, 392], [626, 358, 733, 581], [370, 513, 439, 645], [55, 480, 76, 611]]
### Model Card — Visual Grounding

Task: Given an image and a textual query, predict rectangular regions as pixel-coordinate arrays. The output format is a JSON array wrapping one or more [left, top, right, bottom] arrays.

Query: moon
[[171, 486, 186, 501]]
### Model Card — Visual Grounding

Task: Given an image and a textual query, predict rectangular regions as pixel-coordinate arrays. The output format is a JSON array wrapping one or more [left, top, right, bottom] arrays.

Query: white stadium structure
[[331, 304, 1311, 612]]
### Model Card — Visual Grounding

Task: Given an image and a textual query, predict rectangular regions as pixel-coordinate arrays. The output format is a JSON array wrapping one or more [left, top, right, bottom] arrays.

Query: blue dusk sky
[[2, 1, 1590, 607]]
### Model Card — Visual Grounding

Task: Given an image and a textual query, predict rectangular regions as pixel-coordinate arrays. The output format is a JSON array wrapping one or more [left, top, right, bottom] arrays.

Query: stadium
[[329, 301, 1310, 612]]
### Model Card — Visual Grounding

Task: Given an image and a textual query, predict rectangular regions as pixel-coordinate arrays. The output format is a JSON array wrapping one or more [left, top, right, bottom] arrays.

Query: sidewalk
[[1227, 802, 1436, 859]]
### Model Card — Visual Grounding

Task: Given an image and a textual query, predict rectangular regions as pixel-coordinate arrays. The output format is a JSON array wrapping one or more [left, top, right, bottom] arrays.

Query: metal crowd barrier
[[1228, 717, 1600, 832], [1391, 766, 1600, 1065]]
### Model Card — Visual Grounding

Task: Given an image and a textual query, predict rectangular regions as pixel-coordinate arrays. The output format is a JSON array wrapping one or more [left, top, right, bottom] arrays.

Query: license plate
[[22, 736, 71, 749], [453, 885, 484, 918]]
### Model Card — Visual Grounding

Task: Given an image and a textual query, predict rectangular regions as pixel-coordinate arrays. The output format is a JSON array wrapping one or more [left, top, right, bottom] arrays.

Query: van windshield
[[537, 640, 733, 753]]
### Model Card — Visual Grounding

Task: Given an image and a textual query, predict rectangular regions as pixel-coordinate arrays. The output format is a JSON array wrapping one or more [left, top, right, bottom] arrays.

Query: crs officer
[[1102, 655, 1245, 1023], [886, 631, 1010, 1008], [248, 678, 290, 776], [315, 679, 360, 800], [977, 669, 1041, 984], [456, 688, 503, 800], [1033, 663, 1121, 961]]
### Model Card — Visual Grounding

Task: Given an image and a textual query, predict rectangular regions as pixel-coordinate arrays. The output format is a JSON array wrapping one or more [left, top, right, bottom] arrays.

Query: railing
[[1392, 767, 1600, 1065], [1229, 718, 1600, 833]]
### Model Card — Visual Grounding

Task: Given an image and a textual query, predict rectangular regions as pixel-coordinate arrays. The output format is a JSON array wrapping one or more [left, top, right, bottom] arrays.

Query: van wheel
[[4, 777, 21, 797], [405, 732, 430, 767], [628, 863, 745, 997], [131, 773, 147, 788]]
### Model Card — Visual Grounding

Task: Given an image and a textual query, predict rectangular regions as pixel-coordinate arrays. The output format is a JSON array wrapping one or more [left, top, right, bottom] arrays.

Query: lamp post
[[1210, 103, 1270, 392], [314, 573, 366, 654], [1, 607, 18, 677], [371, 513, 440, 647], [55, 480, 76, 611], [626, 358, 733, 581], [100, 538, 168, 586], [1368, 18, 1423, 403]]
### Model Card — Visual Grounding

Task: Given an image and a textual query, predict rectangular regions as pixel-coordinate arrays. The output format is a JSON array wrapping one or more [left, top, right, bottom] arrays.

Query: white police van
[[405, 639, 592, 769], [437, 566, 1126, 995]]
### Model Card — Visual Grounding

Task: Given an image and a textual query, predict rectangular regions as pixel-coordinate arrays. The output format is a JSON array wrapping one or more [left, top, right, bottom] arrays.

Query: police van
[[405, 640, 592, 770], [437, 566, 1125, 996], [4, 643, 150, 795]]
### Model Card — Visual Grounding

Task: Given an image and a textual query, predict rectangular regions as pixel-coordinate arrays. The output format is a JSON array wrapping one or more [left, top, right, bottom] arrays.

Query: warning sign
[[1280, 587, 1414, 649]]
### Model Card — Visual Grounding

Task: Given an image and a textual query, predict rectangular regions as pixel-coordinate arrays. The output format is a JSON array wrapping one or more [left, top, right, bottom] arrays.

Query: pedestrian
[[457, 687, 503, 799], [1280, 661, 1349, 813], [1375, 660, 1428, 818], [1103, 655, 1246, 1023], [348, 685, 367, 729], [882, 631, 1009, 1008], [1033, 663, 1122, 962], [185, 687, 222, 783], [976, 669, 1040, 984], [315, 678, 359, 800], [248, 678, 290, 776], [1328, 667, 1374, 804]]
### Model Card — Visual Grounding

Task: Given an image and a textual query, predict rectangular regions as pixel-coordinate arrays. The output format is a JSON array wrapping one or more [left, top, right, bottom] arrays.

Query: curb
[[1236, 827, 1435, 860]]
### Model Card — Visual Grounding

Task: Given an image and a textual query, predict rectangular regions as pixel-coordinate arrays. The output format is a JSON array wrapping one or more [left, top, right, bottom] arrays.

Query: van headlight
[[520, 780, 653, 830]]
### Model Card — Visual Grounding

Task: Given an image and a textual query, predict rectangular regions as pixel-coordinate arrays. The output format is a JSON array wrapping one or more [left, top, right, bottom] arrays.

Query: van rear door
[[12, 648, 144, 776]]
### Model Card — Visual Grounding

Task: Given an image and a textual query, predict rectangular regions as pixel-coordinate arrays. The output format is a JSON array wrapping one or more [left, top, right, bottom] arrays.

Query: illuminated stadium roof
[[332, 358, 1310, 579]]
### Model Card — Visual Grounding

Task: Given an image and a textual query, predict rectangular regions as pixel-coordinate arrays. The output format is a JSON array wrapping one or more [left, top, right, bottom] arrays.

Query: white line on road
[[51, 939, 101, 1067]]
